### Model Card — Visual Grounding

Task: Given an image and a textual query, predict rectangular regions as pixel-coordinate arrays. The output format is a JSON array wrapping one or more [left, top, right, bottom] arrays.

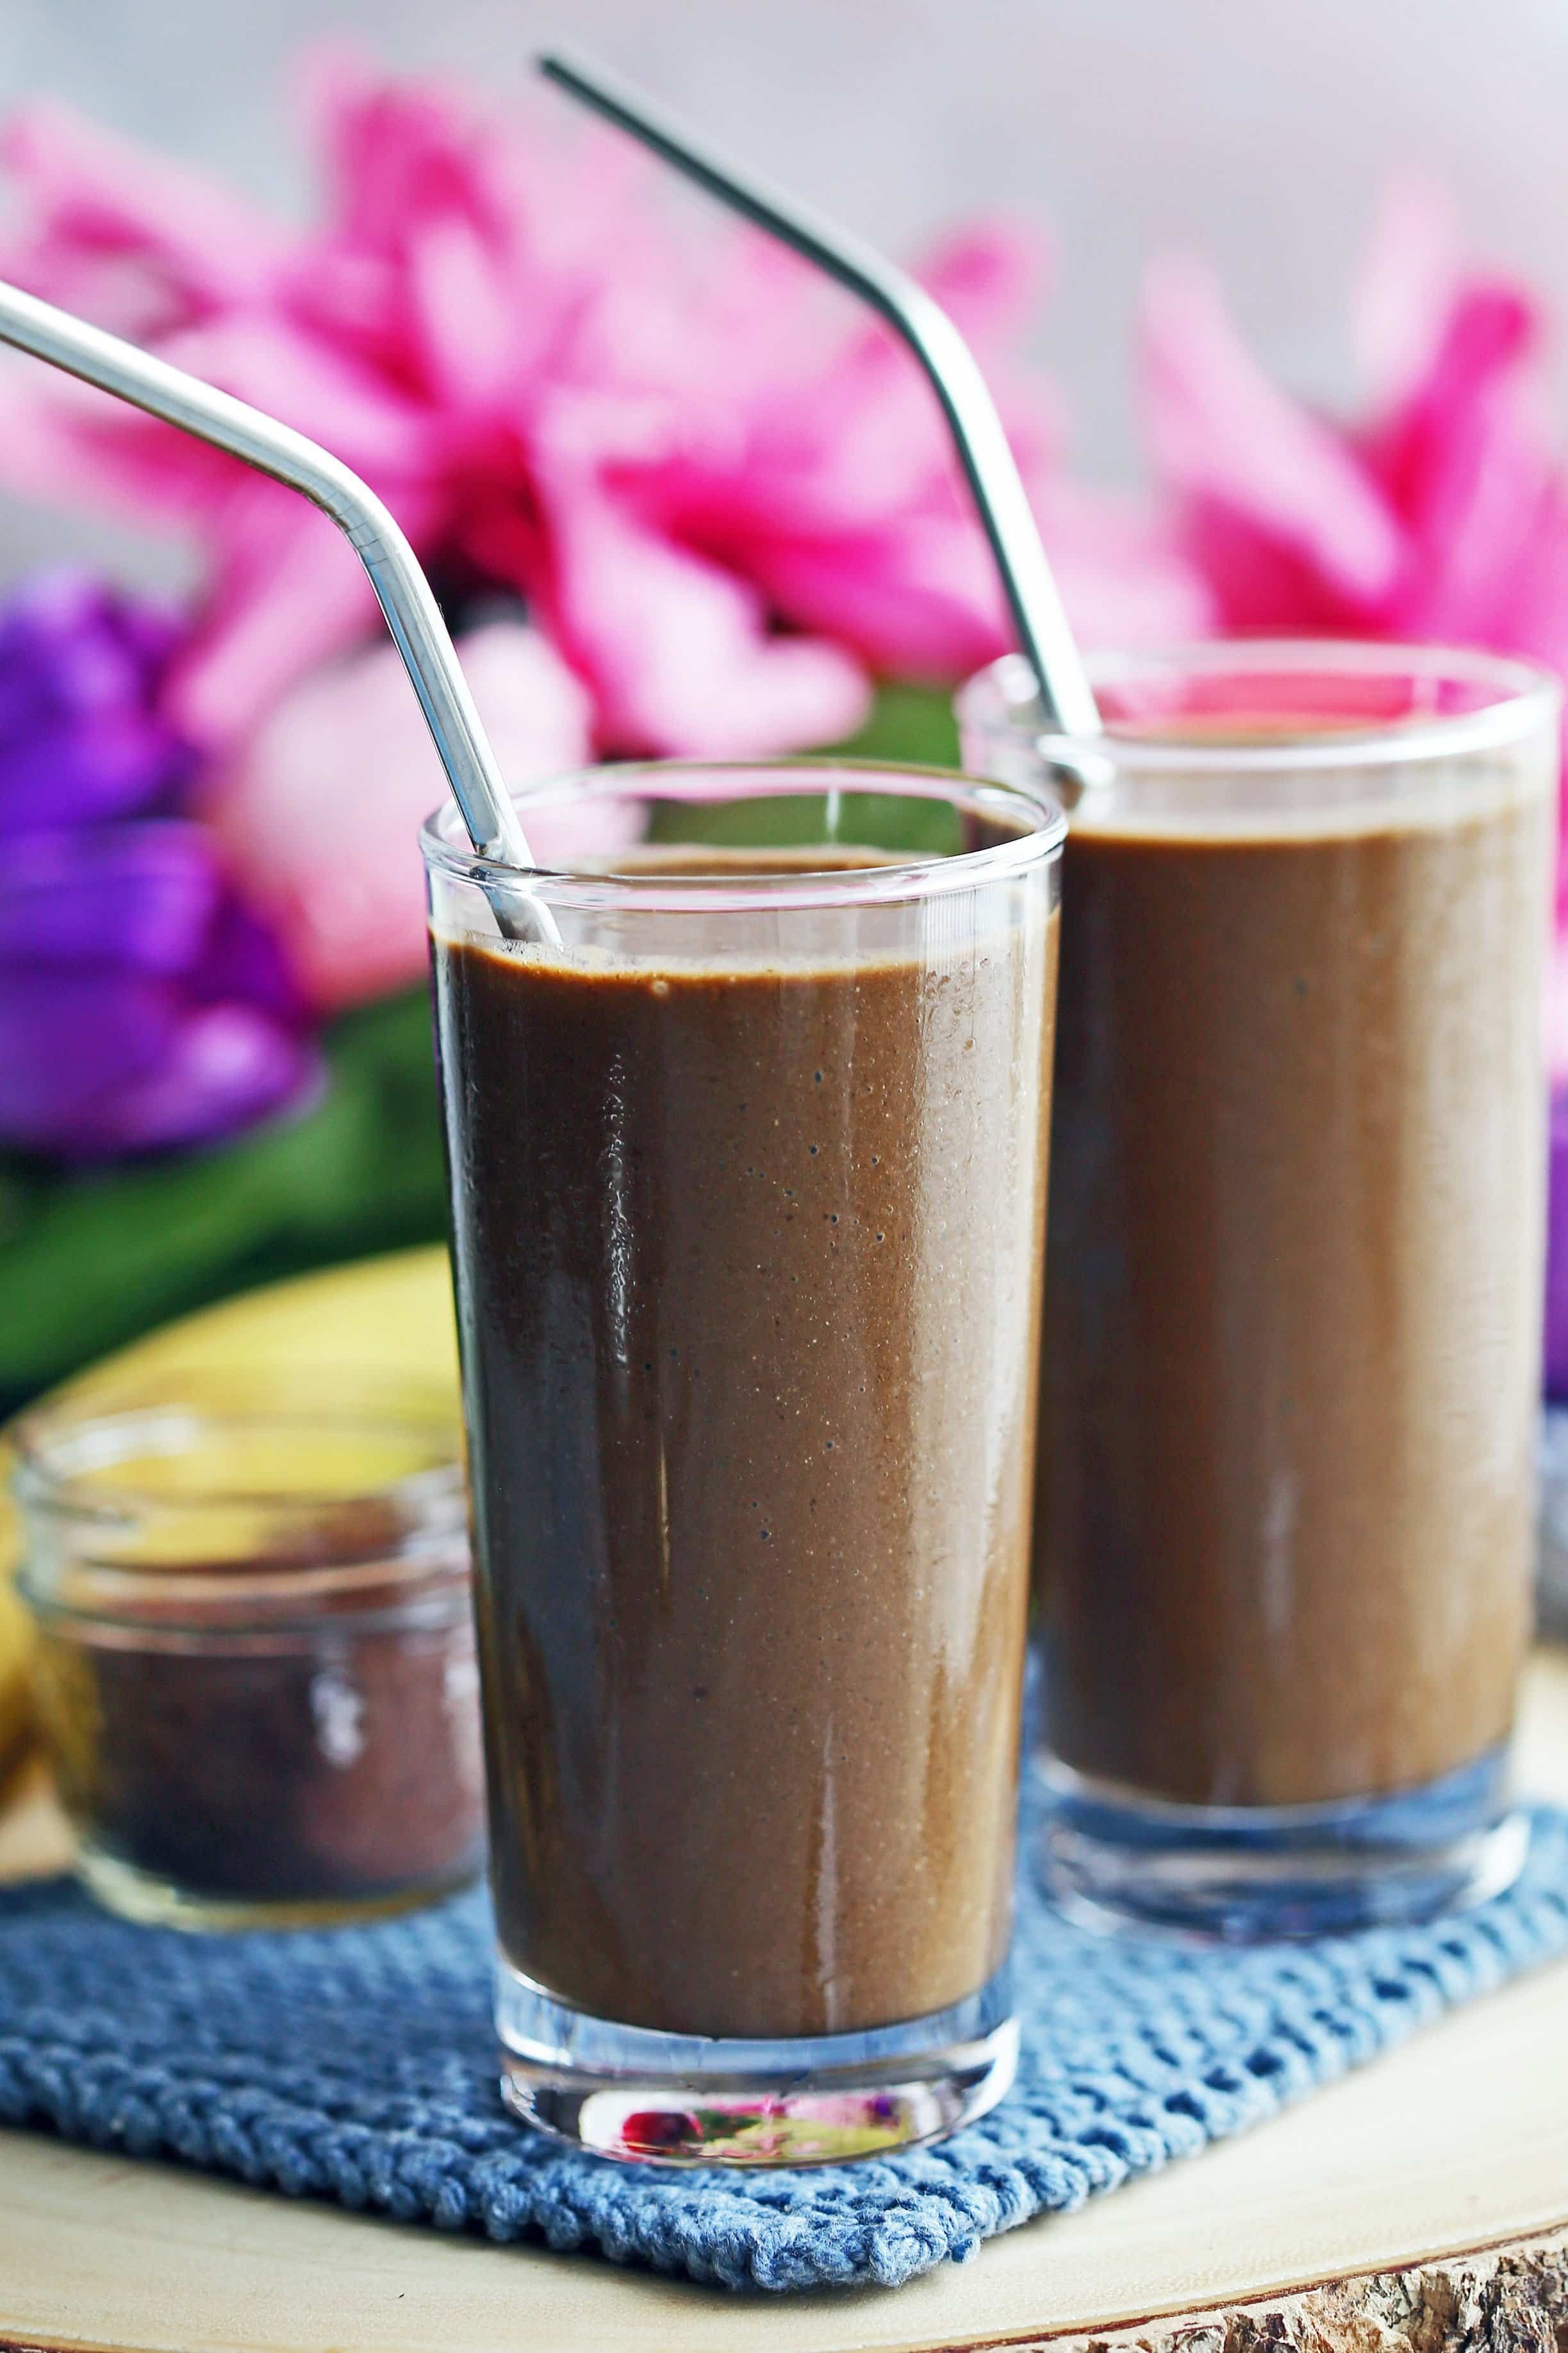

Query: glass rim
[[420, 757, 1068, 910], [957, 640, 1563, 774]]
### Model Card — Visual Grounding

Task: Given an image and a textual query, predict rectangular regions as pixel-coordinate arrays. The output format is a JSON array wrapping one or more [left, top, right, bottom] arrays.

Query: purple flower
[[0, 572, 318, 1161]]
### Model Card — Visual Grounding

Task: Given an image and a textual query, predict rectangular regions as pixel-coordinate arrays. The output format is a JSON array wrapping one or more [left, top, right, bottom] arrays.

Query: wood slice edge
[[973, 2229, 1568, 2353]]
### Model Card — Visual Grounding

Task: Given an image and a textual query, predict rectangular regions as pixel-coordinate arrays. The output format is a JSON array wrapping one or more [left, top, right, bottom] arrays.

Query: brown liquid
[[1041, 772, 1552, 1808], [432, 851, 1056, 2038], [36, 1606, 485, 1908]]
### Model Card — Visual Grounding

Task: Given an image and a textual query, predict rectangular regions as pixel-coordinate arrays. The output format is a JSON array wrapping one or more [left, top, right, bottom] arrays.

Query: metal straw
[[0, 276, 547, 892], [538, 47, 1102, 742]]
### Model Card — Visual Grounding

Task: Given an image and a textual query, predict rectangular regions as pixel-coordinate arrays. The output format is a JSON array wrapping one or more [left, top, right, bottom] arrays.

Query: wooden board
[[2, 1650, 1566, 2353], [3, 1255, 1565, 2348]]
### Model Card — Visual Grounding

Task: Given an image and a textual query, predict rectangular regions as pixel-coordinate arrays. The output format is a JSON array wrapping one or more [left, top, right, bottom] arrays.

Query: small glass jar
[[13, 1377, 486, 1929]]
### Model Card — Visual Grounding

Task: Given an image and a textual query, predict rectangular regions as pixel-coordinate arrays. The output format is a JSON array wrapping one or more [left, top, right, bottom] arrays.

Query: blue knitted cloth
[[4, 1808, 1568, 2295]]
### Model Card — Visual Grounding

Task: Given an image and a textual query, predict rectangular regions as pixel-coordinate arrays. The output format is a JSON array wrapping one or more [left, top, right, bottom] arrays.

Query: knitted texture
[[3, 1808, 1568, 2294]]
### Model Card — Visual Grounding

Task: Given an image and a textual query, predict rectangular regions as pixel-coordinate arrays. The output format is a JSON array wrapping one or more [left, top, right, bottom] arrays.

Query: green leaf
[[0, 990, 449, 1409], [830, 678, 960, 770]]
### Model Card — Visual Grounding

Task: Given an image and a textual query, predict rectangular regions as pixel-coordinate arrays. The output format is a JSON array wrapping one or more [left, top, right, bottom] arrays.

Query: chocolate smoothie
[[1040, 759, 1553, 1810], [433, 849, 1057, 2039]]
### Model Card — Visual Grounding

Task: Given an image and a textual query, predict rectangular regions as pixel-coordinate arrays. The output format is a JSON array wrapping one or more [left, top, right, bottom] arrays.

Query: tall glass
[[959, 644, 1558, 1938], [423, 762, 1064, 2164]]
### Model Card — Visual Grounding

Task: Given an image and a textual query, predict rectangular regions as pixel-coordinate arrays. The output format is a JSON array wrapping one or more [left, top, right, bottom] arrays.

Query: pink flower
[[614, 220, 1211, 680], [205, 619, 602, 1010], [1139, 181, 1568, 685], [0, 53, 1203, 766]]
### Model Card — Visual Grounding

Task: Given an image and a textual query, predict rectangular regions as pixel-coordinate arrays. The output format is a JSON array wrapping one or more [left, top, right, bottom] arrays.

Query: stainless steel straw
[[0, 276, 546, 891], [538, 47, 1102, 742]]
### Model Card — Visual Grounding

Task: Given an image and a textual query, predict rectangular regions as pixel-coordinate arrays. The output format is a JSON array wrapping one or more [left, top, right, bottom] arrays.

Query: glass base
[[496, 1960, 1018, 2166], [1039, 1746, 1527, 1940], [75, 1838, 481, 1932]]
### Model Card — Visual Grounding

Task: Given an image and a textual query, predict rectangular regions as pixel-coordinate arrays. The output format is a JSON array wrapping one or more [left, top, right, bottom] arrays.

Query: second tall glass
[[961, 642, 1558, 1938], [424, 761, 1064, 2164]]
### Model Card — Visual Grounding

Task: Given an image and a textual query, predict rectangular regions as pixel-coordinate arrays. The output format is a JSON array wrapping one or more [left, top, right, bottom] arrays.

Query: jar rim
[[11, 1384, 468, 1619], [12, 1388, 463, 1518]]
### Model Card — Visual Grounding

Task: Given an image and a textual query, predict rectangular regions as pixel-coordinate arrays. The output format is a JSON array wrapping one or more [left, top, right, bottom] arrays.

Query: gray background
[[2, 0, 1566, 580]]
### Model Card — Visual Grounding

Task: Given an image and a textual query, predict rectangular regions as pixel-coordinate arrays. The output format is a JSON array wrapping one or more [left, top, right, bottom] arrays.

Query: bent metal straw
[[538, 46, 1103, 746], [0, 274, 555, 933]]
